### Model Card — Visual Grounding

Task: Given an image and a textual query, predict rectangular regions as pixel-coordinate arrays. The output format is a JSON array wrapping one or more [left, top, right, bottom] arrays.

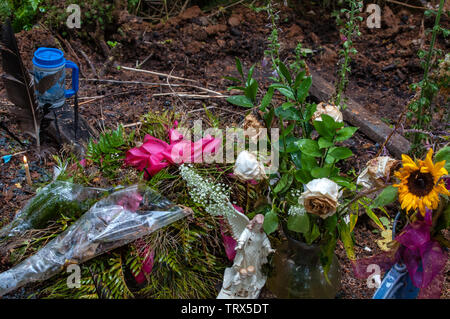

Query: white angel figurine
[[217, 212, 274, 299]]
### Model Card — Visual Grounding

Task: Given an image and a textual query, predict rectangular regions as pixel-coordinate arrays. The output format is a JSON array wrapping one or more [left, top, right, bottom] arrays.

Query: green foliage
[[223, 6, 364, 279], [370, 185, 398, 209], [435, 145, 450, 171], [136, 208, 226, 298], [226, 58, 258, 108], [38, 251, 135, 299], [140, 110, 178, 141], [332, 0, 363, 109], [407, 0, 448, 150], [86, 125, 126, 178], [1, 0, 43, 30]]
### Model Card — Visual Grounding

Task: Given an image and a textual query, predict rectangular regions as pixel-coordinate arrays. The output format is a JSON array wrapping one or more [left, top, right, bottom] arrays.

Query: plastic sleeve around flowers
[[0, 181, 105, 238], [0, 184, 189, 297]]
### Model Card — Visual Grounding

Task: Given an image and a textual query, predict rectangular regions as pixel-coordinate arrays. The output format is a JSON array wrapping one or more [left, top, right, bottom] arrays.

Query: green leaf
[[322, 114, 344, 130], [336, 126, 358, 142], [276, 87, 295, 100], [338, 220, 355, 260], [296, 76, 312, 102], [245, 78, 258, 102], [275, 105, 300, 121], [263, 210, 279, 234], [290, 151, 302, 168], [365, 205, 385, 231], [247, 65, 255, 84], [279, 136, 298, 153], [235, 57, 243, 79], [223, 76, 241, 83], [227, 95, 254, 108], [300, 153, 318, 170], [331, 176, 356, 191], [260, 87, 274, 111], [304, 222, 320, 244], [328, 147, 353, 160], [313, 119, 334, 140], [349, 213, 358, 232], [296, 139, 322, 157], [264, 107, 275, 128], [288, 209, 310, 233], [295, 169, 313, 184], [274, 173, 294, 194], [370, 186, 398, 209], [281, 123, 295, 137], [435, 146, 450, 171], [30, 0, 41, 11], [277, 61, 292, 84], [293, 71, 306, 90], [311, 166, 331, 178], [320, 234, 337, 282], [324, 213, 338, 235], [318, 137, 333, 149]]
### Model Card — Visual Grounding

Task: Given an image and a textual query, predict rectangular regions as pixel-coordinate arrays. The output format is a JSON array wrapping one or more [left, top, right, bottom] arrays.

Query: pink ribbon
[[353, 209, 447, 298], [395, 210, 447, 298], [124, 122, 221, 178]]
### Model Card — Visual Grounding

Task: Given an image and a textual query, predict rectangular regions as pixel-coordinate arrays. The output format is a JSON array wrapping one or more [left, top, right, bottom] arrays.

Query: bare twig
[[120, 65, 198, 83], [375, 109, 407, 158], [81, 78, 224, 95], [79, 48, 98, 78], [136, 52, 154, 69], [386, 0, 435, 11]]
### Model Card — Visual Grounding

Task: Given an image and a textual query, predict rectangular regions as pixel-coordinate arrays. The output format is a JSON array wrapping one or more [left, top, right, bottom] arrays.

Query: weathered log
[[309, 69, 411, 158]]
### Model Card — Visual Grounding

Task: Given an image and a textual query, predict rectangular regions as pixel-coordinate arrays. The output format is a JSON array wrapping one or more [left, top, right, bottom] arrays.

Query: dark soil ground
[[0, 2, 448, 298]]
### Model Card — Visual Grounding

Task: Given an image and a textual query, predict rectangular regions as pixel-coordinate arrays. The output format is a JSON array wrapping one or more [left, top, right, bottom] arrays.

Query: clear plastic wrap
[[0, 181, 105, 238], [0, 184, 188, 296]]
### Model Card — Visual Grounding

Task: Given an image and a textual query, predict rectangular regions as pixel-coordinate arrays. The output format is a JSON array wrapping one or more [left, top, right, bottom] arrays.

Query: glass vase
[[266, 235, 341, 299]]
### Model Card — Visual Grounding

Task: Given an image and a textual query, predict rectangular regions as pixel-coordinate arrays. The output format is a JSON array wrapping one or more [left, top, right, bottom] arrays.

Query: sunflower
[[394, 149, 449, 215]]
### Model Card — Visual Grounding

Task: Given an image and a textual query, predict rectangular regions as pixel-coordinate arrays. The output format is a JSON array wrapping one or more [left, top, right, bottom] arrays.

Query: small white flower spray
[[180, 164, 236, 217]]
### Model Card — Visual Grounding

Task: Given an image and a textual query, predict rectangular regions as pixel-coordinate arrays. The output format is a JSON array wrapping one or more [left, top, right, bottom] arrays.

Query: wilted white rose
[[311, 102, 343, 123], [356, 156, 400, 189], [233, 150, 266, 181], [299, 178, 341, 219]]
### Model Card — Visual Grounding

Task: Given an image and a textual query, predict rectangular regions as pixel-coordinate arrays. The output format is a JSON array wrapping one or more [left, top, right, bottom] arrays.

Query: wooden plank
[[309, 69, 411, 158]]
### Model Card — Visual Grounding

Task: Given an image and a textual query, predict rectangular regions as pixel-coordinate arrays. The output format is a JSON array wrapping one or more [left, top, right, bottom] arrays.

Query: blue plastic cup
[[32, 47, 79, 109]]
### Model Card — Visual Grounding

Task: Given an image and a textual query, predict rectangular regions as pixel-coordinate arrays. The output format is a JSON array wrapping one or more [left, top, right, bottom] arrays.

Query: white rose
[[311, 102, 343, 123], [356, 156, 400, 189], [299, 178, 341, 219], [233, 151, 266, 181]]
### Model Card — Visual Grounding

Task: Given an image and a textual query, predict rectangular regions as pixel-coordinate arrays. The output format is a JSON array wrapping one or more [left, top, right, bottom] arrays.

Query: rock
[[196, 16, 209, 26], [179, 5, 203, 20], [205, 24, 227, 35], [228, 14, 241, 27]]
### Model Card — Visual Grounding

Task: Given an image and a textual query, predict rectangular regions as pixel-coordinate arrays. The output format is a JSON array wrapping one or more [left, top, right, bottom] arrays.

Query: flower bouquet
[[354, 147, 450, 299]]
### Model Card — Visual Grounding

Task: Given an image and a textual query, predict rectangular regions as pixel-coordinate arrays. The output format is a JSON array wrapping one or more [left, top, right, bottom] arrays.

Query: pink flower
[[117, 191, 143, 212]]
